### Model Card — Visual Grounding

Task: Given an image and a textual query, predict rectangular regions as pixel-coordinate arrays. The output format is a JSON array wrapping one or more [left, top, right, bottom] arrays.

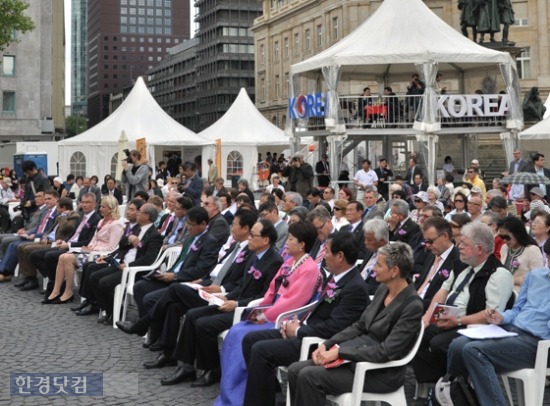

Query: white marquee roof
[[291, 0, 516, 77], [59, 76, 212, 146], [519, 117, 550, 140], [198, 88, 289, 145]]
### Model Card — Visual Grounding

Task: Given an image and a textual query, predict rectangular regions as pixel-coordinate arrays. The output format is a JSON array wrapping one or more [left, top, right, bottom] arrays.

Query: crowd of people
[[1, 150, 550, 406]]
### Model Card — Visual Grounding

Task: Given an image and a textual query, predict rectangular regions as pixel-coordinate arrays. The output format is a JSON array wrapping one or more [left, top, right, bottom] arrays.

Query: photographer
[[406, 73, 425, 121], [121, 149, 149, 201], [282, 153, 313, 201]]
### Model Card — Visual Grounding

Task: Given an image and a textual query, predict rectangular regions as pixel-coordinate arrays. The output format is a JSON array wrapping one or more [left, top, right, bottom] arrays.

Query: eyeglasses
[[414, 199, 422, 203], [454, 199, 465, 203], [424, 233, 443, 245], [467, 171, 475, 174], [258, 211, 269, 218], [467, 201, 481, 206], [531, 220, 546, 226], [249, 232, 262, 238], [498, 234, 512, 241], [315, 221, 327, 231]]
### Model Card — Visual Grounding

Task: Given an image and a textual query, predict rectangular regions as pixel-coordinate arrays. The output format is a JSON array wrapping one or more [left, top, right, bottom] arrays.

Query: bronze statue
[[523, 87, 547, 122], [458, 0, 477, 40], [497, 0, 515, 45], [476, 0, 501, 43]]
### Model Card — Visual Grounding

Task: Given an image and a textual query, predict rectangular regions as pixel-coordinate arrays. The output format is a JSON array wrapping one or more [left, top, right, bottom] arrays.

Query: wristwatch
[[457, 317, 462, 327]]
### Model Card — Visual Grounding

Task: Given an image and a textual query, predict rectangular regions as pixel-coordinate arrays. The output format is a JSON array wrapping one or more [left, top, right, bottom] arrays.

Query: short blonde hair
[[101, 196, 120, 220]]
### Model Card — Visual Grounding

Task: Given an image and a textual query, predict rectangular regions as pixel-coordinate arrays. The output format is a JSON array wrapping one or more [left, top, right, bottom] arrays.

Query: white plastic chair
[[112, 246, 181, 328], [500, 339, 550, 406], [286, 322, 424, 406], [217, 298, 263, 342]]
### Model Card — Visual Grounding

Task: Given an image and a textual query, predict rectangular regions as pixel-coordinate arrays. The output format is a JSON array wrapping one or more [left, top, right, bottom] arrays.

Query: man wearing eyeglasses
[[464, 166, 486, 200], [258, 201, 288, 251], [466, 195, 483, 221]]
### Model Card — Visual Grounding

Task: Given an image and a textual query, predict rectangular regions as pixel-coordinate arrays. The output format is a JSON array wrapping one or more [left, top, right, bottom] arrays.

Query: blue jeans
[[447, 325, 539, 406]]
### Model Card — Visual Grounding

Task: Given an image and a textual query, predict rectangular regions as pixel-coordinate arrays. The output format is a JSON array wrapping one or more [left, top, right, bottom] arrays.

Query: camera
[[12, 205, 22, 212], [123, 149, 133, 164]]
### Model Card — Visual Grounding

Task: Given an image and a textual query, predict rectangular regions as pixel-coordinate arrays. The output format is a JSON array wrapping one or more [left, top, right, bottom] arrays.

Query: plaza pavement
[[1, 279, 548, 405]]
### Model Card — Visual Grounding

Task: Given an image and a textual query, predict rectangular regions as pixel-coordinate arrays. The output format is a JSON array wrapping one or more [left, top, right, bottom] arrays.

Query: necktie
[[446, 268, 475, 306], [37, 210, 53, 234], [159, 214, 174, 235], [315, 241, 326, 266], [70, 215, 88, 242], [361, 253, 378, 280], [167, 218, 184, 244], [170, 237, 195, 274], [417, 255, 442, 297], [212, 243, 241, 285]]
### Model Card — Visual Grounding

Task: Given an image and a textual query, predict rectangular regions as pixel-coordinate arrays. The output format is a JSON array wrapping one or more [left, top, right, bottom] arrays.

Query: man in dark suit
[[180, 162, 203, 206], [158, 220, 283, 386], [342, 200, 367, 258], [237, 178, 255, 203], [116, 209, 257, 355], [258, 201, 288, 252], [241, 231, 371, 406], [102, 178, 123, 205], [306, 188, 332, 214], [374, 158, 393, 200], [315, 154, 330, 188], [76, 177, 101, 208], [30, 193, 101, 295], [207, 177, 227, 197], [203, 195, 230, 245], [405, 157, 423, 186], [132, 206, 220, 318], [361, 187, 384, 221], [414, 217, 462, 312], [507, 149, 529, 176], [525, 152, 550, 200], [388, 199, 422, 251], [87, 203, 163, 323]]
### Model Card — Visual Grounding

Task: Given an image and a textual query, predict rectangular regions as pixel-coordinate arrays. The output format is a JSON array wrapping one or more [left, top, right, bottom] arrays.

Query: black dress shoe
[[97, 314, 112, 324], [191, 369, 221, 387], [20, 279, 39, 291], [15, 278, 32, 288], [71, 300, 89, 312], [115, 316, 150, 336], [149, 341, 163, 352], [160, 363, 196, 385], [41, 294, 61, 304], [143, 353, 177, 369], [52, 295, 74, 304], [75, 304, 100, 316]]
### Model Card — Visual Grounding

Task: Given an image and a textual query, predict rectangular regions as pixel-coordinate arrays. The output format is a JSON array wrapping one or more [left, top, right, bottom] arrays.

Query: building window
[[316, 25, 322, 48], [274, 41, 279, 61], [294, 33, 300, 55], [226, 151, 243, 181], [284, 37, 289, 58], [2, 91, 15, 112], [260, 76, 266, 102], [332, 17, 339, 41], [284, 72, 289, 97], [516, 48, 531, 79], [259, 44, 265, 63], [305, 29, 311, 51], [70, 151, 87, 177], [275, 75, 281, 99], [2, 56, 15, 76], [110, 154, 118, 178]]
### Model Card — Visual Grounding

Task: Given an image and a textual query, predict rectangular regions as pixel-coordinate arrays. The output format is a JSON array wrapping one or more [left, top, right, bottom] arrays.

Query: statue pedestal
[[480, 42, 524, 57]]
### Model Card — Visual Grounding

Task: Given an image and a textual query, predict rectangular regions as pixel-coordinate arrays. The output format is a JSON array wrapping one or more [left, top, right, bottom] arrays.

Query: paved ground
[[1, 279, 548, 405]]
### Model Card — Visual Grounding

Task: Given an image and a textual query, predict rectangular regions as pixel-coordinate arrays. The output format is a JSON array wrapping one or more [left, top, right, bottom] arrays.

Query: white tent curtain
[[413, 62, 440, 133], [416, 134, 439, 186], [321, 64, 343, 131], [500, 132, 516, 167], [499, 63, 524, 130]]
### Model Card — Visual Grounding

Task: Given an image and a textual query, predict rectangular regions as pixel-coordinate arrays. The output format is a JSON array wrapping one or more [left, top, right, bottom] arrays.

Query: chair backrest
[[165, 246, 182, 268], [383, 321, 424, 368], [275, 300, 319, 329]]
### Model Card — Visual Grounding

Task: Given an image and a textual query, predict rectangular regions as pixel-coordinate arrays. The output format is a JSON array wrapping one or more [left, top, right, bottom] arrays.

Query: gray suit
[[508, 158, 528, 175], [362, 205, 384, 221], [288, 284, 423, 405], [274, 219, 289, 251]]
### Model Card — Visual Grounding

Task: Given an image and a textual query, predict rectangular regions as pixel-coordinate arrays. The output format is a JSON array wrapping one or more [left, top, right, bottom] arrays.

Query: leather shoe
[[75, 304, 100, 316], [191, 369, 221, 387], [160, 363, 196, 385], [15, 278, 32, 288], [71, 300, 89, 312], [115, 316, 149, 336], [149, 342, 163, 352], [143, 353, 177, 370], [20, 279, 39, 291]]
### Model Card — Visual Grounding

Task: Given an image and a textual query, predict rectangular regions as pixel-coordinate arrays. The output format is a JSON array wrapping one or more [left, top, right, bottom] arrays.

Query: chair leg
[[112, 285, 122, 327], [515, 378, 525, 406], [501, 376, 514, 406]]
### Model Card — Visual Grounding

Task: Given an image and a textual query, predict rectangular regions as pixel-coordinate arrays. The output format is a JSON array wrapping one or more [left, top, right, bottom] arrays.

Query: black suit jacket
[[175, 232, 220, 282], [103, 187, 123, 205], [389, 218, 421, 250], [226, 246, 283, 306], [208, 213, 230, 246], [374, 167, 393, 198], [127, 225, 163, 267], [405, 166, 423, 185], [297, 267, 370, 339], [342, 222, 367, 258], [413, 245, 462, 311], [508, 159, 528, 175], [200, 245, 254, 293], [70, 211, 101, 248], [359, 251, 380, 295]]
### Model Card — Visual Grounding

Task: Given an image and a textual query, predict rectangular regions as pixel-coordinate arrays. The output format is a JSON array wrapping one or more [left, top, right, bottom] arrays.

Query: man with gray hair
[[387, 199, 421, 250], [281, 192, 303, 223], [203, 195, 230, 245], [360, 218, 389, 294], [411, 222, 514, 386]]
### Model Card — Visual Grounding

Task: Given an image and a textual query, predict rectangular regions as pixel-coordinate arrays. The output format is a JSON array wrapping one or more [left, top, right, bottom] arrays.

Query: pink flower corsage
[[398, 229, 407, 236], [439, 269, 450, 279], [281, 265, 291, 276], [138, 241, 143, 248], [325, 281, 339, 303], [190, 244, 198, 252], [510, 259, 520, 273], [235, 251, 246, 264], [248, 266, 262, 280]]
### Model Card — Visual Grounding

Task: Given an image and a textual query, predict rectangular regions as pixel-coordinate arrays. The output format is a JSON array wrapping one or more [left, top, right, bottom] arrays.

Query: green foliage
[[0, 0, 35, 52], [65, 115, 88, 138]]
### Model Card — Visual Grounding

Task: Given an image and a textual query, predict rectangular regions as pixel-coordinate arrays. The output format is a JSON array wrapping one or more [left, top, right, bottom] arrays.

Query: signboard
[[288, 92, 326, 119], [437, 94, 510, 118], [136, 138, 146, 160]]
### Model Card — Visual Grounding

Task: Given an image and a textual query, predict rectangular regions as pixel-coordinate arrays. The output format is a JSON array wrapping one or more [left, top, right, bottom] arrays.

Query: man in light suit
[[77, 177, 101, 207], [132, 206, 220, 318], [361, 187, 384, 221], [287, 242, 424, 405], [158, 220, 283, 386], [258, 201, 288, 251], [360, 219, 389, 295], [121, 149, 149, 201], [507, 149, 529, 176], [242, 231, 371, 406], [413, 217, 463, 312]]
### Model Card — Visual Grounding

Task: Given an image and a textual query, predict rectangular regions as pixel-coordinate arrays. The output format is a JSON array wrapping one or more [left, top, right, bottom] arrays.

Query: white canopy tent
[[199, 87, 290, 186], [58, 76, 213, 179], [289, 0, 523, 185], [519, 116, 550, 140]]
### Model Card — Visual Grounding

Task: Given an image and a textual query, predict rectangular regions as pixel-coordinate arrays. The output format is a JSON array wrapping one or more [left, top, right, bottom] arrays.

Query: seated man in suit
[[102, 178, 123, 205], [160, 196, 193, 251], [77, 177, 101, 208], [157, 219, 283, 386], [360, 218, 389, 295], [132, 206, 220, 319], [411, 222, 514, 386], [414, 217, 462, 312], [341, 200, 367, 258], [387, 199, 422, 251], [242, 231, 371, 406], [116, 209, 257, 349], [258, 201, 288, 251], [29, 193, 100, 295], [203, 195, 230, 245], [306, 206, 335, 268], [361, 186, 384, 221]]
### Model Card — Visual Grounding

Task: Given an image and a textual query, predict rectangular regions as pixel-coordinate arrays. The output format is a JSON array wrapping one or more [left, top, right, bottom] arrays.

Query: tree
[[0, 0, 35, 52], [65, 115, 88, 138]]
